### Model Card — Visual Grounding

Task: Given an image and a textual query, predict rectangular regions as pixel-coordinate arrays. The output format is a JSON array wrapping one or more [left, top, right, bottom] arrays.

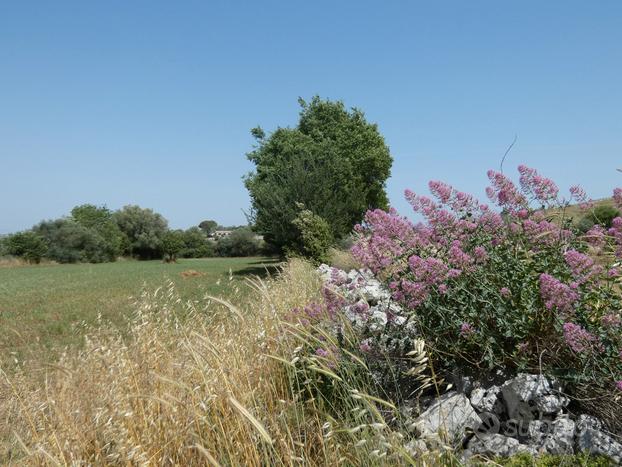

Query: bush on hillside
[[578, 204, 621, 232]]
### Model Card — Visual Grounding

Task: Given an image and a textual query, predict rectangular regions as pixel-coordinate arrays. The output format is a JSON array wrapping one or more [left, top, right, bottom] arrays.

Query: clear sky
[[1, 1, 621, 234]]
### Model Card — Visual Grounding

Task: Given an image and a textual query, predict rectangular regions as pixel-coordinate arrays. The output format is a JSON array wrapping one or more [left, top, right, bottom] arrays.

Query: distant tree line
[[0, 204, 264, 264]]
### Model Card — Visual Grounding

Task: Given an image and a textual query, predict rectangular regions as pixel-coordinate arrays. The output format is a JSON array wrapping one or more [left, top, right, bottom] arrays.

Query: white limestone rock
[[576, 414, 602, 432], [464, 434, 535, 459], [576, 426, 622, 464], [470, 386, 501, 414], [409, 392, 481, 444], [500, 374, 566, 420], [527, 417, 575, 455]]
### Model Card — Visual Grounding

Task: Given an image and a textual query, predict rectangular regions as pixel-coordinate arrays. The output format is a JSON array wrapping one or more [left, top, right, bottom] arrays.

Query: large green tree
[[244, 96, 392, 253], [3, 231, 48, 263], [71, 204, 124, 261], [113, 205, 168, 260], [181, 227, 214, 258], [34, 219, 103, 263], [198, 220, 218, 236], [161, 230, 185, 262]]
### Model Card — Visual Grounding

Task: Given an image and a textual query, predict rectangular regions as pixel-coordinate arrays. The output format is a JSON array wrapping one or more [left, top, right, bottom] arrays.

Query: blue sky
[[1, 1, 621, 233]]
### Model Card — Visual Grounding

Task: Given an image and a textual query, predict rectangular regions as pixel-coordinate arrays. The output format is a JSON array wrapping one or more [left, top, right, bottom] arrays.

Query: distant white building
[[212, 230, 233, 239], [208, 229, 264, 243]]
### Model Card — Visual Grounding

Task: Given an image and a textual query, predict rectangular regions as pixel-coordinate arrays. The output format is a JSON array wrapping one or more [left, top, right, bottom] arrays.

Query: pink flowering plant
[[352, 166, 622, 395]]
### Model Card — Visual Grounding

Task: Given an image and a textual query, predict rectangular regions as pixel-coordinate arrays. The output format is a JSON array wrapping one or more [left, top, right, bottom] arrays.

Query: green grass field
[[0, 257, 280, 367]]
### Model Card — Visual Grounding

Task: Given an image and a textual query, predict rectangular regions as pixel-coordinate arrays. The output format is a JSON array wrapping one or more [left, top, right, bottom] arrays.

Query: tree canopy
[[244, 96, 392, 253], [198, 220, 218, 236], [161, 230, 185, 262], [3, 231, 47, 264], [113, 205, 168, 260]]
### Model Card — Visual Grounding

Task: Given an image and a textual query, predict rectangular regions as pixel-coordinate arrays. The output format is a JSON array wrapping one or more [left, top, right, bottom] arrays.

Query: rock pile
[[405, 374, 622, 463], [318, 265, 622, 463], [317, 264, 418, 355]]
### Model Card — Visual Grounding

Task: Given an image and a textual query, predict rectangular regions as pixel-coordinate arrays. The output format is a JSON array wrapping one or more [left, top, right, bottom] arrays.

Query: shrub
[[578, 204, 621, 232], [351, 166, 622, 414], [215, 228, 262, 257], [71, 204, 124, 260], [3, 231, 48, 264], [161, 230, 185, 262], [290, 207, 334, 263], [180, 227, 214, 258], [34, 218, 111, 263], [113, 205, 168, 259]]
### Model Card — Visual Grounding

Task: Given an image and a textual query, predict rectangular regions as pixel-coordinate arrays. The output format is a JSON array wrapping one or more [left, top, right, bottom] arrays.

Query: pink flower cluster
[[584, 225, 607, 248], [428, 180, 478, 213], [564, 249, 602, 284], [350, 166, 622, 395], [539, 274, 579, 314], [486, 170, 527, 212], [394, 255, 454, 307], [523, 219, 571, 248], [460, 322, 475, 338], [353, 166, 583, 312], [607, 216, 622, 258], [518, 165, 559, 204], [352, 209, 419, 274], [569, 185, 593, 209], [322, 285, 347, 315], [562, 322, 604, 354]]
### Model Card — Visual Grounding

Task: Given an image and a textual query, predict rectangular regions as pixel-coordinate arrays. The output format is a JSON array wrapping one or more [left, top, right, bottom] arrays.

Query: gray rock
[[404, 438, 428, 456], [367, 308, 388, 334], [409, 392, 481, 444], [457, 376, 474, 396], [576, 414, 602, 432], [534, 394, 570, 414], [527, 417, 575, 455], [470, 386, 501, 413], [500, 374, 565, 420], [465, 434, 535, 459], [577, 426, 622, 463]]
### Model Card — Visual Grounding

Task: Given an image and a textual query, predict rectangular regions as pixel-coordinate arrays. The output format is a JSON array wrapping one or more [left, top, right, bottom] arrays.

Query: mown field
[[0, 257, 280, 367]]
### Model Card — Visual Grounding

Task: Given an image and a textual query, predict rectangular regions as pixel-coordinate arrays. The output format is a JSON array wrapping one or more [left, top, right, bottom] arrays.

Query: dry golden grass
[[0, 257, 57, 268], [327, 248, 360, 271], [2, 259, 433, 466], [0, 260, 319, 465]]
